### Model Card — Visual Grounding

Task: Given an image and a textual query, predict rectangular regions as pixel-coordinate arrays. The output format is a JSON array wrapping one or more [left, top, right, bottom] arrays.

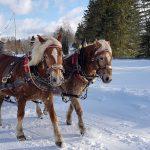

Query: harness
[[0, 56, 53, 92], [61, 47, 112, 103], [0, 57, 28, 91], [61, 48, 98, 103], [29, 65, 53, 91], [2, 57, 23, 84]]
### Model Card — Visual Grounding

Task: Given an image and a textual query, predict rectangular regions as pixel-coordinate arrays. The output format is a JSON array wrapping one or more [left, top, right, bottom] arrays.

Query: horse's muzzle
[[48, 73, 64, 87], [101, 75, 112, 83], [46, 64, 64, 87]]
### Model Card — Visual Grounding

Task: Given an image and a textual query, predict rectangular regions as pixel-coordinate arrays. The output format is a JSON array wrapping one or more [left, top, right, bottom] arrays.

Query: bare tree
[[54, 22, 75, 55]]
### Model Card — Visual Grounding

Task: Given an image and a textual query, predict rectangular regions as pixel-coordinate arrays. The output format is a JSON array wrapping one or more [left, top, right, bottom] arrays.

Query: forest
[[0, 0, 150, 58], [75, 0, 150, 58]]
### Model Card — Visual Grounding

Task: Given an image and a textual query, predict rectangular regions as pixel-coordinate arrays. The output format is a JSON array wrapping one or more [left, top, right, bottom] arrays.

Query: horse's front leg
[[43, 105, 48, 115], [66, 103, 74, 125], [16, 99, 26, 141], [35, 103, 43, 119], [45, 95, 63, 147], [71, 98, 86, 135], [0, 97, 4, 126]]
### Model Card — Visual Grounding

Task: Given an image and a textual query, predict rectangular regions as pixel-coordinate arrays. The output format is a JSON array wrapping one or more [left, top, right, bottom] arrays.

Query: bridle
[[30, 44, 64, 88], [61, 46, 112, 102], [42, 44, 64, 75], [91, 49, 112, 78]]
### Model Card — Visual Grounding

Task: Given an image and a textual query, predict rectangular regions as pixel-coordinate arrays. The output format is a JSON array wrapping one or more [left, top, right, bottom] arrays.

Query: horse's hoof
[[17, 135, 26, 141], [43, 111, 48, 115], [37, 113, 43, 119], [55, 141, 63, 148], [38, 116, 43, 119], [80, 127, 86, 136], [66, 120, 72, 125]]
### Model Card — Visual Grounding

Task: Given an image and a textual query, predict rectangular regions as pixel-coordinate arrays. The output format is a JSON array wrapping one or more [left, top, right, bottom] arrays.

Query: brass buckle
[[2, 77, 7, 83]]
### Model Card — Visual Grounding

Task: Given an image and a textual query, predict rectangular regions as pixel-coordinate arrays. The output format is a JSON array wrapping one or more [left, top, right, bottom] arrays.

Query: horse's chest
[[62, 75, 88, 95]]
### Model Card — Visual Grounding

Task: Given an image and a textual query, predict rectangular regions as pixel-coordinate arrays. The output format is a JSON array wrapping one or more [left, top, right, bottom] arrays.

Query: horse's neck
[[81, 45, 96, 76], [35, 62, 47, 77]]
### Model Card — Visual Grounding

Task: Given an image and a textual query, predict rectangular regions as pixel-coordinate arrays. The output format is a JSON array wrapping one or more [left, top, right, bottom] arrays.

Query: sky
[[0, 0, 89, 39]]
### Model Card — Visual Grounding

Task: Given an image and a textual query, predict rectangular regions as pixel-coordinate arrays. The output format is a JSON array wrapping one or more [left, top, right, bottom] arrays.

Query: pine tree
[[75, 22, 85, 45], [83, 0, 99, 42], [76, 0, 140, 57], [139, 0, 150, 57]]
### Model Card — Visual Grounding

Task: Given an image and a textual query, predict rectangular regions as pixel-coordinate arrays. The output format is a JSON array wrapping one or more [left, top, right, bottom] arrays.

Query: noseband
[[46, 64, 64, 74]]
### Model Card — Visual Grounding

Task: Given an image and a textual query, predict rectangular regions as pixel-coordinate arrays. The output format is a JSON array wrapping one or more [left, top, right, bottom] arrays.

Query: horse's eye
[[58, 50, 62, 56], [44, 55, 48, 59], [99, 57, 104, 61]]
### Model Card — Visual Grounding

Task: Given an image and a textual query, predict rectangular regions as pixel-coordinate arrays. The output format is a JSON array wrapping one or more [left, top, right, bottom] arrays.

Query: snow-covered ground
[[0, 59, 150, 150]]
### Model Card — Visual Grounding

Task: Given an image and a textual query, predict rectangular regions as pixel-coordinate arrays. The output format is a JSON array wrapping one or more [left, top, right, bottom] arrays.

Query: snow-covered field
[[0, 59, 150, 150]]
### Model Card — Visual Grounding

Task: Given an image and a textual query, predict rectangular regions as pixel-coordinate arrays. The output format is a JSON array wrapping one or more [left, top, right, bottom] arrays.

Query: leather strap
[[2, 57, 23, 83]]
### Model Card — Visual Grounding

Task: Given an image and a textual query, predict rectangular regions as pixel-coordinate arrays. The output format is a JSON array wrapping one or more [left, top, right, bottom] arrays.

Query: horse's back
[[0, 54, 16, 61], [0, 54, 18, 80]]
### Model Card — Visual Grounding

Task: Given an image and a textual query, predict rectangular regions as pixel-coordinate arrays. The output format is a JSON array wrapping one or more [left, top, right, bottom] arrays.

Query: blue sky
[[0, 0, 89, 39]]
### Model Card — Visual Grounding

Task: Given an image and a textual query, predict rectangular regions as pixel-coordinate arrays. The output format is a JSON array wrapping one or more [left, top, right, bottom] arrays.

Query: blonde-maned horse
[[36, 39, 112, 145], [64, 40, 112, 133], [0, 34, 64, 147]]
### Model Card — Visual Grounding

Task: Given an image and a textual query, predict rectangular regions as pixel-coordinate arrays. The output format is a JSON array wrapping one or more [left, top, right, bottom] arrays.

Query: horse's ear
[[37, 35, 46, 43], [107, 41, 110, 45], [95, 39, 101, 48], [57, 33, 62, 42]]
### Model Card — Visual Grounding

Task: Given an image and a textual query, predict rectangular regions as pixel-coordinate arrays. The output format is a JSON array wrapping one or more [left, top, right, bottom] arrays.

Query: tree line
[[0, 22, 74, 55], [75, 0, 150, 58], [1, 0, 150, 58]]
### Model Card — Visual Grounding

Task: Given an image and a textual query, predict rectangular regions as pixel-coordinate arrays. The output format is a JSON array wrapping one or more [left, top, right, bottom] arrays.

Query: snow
[[1, 59, 150, 150]]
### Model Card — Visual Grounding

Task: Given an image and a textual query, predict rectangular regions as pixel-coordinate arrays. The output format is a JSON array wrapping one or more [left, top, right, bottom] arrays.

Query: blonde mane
[[85, 39, 112, 55], [95, 40, 112, 55], [29, 36, 62, 66]]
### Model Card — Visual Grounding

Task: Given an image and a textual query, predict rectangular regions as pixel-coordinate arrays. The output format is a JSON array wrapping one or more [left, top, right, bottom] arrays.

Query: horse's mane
[[97, 39, 112, 53], [86, 39, 112, 54], [29, 36, 62, 66], [64, 39, 112, 61]]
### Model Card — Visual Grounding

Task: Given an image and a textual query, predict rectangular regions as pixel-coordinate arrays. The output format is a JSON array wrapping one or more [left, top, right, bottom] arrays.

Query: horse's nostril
[[52, 78, 57, 82], [105, 77, 109, 81]]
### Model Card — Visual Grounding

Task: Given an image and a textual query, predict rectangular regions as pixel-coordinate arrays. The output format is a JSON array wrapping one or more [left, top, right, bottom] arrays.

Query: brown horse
[[0, 35, 64, 147], [36, 39, 112, 144], [62, 39, 112, 134]]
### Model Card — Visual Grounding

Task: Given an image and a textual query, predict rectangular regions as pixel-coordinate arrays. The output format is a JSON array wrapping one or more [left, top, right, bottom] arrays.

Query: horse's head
[[93, 40, 112, 83], [83, 40, 112, 83], [29, 34, 64, 87]]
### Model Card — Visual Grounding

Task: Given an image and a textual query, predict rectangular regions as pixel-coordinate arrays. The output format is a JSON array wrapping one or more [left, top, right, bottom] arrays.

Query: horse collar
[[23, 57, 30, 73], [71, 51, 78, 65], [78, 48, 86, 75]]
